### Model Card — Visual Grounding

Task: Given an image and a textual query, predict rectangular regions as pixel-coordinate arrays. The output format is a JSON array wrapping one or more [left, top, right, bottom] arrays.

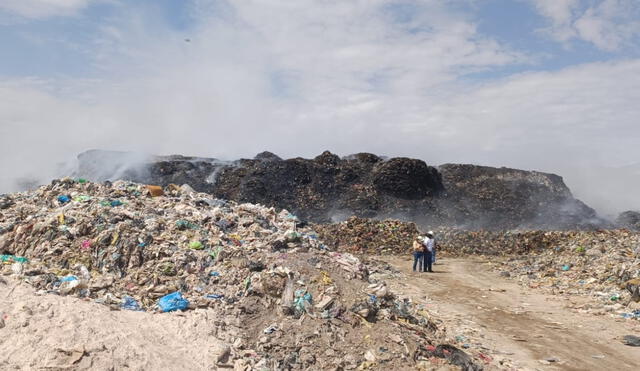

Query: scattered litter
[[622, 335, 640, 347], [121, 296, 143, 311], [204, 294, 224, 300], [621, 310, 640, 319], [263, 324, 278, 334]]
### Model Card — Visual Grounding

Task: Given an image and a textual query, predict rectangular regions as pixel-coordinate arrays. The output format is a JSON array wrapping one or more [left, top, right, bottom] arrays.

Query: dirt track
[[382, 256, 640, 370]]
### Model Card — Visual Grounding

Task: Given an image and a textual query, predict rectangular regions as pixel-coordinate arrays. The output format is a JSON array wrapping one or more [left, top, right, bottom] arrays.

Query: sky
[[0, 0, 639, 217]]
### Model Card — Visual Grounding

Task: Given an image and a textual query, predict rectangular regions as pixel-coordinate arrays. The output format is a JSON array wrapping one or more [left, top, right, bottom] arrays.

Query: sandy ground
[[0, 276, 235, 370], [381, 256, 640, 371]]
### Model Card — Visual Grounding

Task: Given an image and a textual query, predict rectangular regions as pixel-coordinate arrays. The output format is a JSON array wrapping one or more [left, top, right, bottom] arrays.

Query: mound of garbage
[[435, 228, 575, 256], [616, 211, 640, 231], [487, 229, 640, 317], [0, 179, 482, 370], [437, 164, 600, 230], [314, 217, 419, 254], [74, 149, 602, 230]]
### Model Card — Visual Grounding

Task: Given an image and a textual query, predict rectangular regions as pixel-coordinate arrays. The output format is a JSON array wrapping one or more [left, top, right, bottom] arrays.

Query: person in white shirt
[[428, 230, 436, 265], [422, 232, 435, 272]]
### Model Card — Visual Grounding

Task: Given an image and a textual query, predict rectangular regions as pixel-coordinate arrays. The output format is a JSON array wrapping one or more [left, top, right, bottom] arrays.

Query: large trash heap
[[0, 179, 482, 370]]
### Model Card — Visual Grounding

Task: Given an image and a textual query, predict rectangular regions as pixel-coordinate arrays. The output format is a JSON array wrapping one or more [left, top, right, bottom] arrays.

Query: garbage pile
[[436, 163, 603, 230], [616, 210, 640, 231], [435, 227, 640, 317], [487, 229, 640, 316], [435, 228, 574, 255], [313, 216, 420, 254], [0, 179, 481, 370]]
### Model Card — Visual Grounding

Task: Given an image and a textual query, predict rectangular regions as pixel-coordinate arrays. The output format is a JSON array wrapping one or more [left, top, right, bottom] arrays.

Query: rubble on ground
[[0, 178, 483, 370], [436, 228, 640, 317], [487, 230, 640, 317], [313, 217, 420, 254], [436, 228, 574, 256]]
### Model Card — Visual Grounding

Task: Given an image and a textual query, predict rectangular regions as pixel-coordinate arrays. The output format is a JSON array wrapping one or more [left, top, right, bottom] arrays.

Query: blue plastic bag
[[121, 296, 144, 311], [57, 195, 71, 204], [158, 291, 189, 312], [60, 275, 78, 282]]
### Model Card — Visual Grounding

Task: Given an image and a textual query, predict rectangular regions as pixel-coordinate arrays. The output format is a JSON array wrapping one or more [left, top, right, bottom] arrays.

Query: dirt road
[[380, 256, 640, 370]]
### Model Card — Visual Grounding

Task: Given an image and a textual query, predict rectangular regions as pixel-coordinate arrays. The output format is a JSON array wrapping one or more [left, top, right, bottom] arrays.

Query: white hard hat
[[427, 230, 434, 235]]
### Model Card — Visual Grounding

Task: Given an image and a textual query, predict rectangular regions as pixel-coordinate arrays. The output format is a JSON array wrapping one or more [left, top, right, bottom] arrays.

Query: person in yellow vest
[[412, 237, 424, 272]]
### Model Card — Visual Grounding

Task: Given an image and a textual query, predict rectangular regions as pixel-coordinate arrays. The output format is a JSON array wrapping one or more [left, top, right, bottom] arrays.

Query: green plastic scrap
[[244, 276, 251, 291], [75, 178, 88, 184], [73, 195, 92, 202], [189, 241, 203, 250], [0, 255, 28, 264]]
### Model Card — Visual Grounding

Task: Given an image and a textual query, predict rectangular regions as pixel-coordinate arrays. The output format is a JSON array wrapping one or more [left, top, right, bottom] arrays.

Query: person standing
[[412, 238, 424, 272], [428, 230, 436, 265], [423, 232, 434, 272]]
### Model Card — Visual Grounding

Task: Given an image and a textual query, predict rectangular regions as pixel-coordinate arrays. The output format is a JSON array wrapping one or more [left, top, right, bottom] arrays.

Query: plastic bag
[[0, 255, 28, 264], [158, 291, 189, 312], [294, 289, 313, 313], [189, 241, 203, 250], [57, 195, 71, 204], [121, 296, 144, 311]]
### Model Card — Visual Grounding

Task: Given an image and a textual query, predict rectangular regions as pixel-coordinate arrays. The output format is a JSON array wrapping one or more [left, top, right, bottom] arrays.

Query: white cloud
[[530, 0, 640, 51], [530, 0, 580, 42], [1, 1, 639, 214], [0, 0, 93, 19], [410, 59, 640, 167], [531, 0, 579, 25]]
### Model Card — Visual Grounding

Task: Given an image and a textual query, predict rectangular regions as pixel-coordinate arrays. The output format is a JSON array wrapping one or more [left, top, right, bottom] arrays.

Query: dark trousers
[[412, 252, 424, 271], [423, 251, 433, 272]]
